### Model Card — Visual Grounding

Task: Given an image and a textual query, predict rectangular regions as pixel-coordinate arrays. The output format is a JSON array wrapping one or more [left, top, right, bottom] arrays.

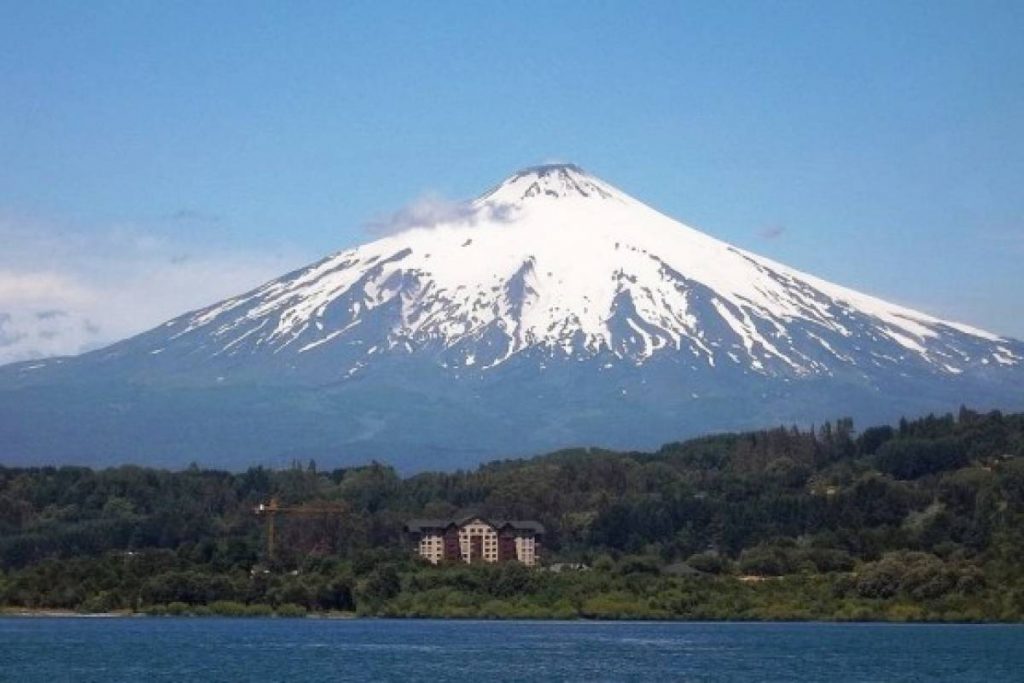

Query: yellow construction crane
[[254, 497, 348, 561]]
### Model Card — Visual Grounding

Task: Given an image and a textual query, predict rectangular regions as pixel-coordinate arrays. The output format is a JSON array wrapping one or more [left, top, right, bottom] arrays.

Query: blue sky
[[1, 1, 1022, 360]]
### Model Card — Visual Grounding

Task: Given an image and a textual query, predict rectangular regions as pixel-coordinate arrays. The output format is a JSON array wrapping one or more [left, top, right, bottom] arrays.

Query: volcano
[[2, 164, 1021, 470]]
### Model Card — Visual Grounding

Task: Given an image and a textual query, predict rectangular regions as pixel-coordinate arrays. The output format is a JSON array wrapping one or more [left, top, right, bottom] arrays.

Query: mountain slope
[[1, 164, 1021, 470]]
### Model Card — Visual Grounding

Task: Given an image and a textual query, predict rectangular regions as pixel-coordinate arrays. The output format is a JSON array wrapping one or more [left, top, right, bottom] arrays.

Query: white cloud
[[363, 192, 514, 237], [0, 210, 310, 366], [0, 271, 93, 305]]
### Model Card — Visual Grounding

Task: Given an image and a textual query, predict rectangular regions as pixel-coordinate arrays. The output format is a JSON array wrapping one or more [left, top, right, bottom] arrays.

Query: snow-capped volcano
[[1, 164, 1021, 470], [129, 162, 1017, 378]]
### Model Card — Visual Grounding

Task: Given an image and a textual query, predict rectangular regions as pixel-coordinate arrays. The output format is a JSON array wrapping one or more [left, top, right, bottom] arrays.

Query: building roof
[[405, 516, 545, 534], [404, 519, 451, 533], [497, 520, 545, 534]]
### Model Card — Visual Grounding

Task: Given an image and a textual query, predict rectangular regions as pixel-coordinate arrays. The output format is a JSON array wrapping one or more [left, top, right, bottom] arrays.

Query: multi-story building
[[405, 516, 544, 566]]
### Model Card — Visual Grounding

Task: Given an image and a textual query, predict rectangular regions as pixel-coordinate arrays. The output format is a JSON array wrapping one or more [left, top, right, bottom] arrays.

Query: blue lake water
[[2, 618, 1023, 681]]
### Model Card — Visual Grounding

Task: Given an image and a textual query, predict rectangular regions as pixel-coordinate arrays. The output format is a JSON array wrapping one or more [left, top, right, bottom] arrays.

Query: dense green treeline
[[2, 406, 1024, 620]]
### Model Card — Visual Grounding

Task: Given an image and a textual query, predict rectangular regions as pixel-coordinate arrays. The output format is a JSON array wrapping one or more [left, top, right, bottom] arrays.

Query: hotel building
[[405, 516, 544, 566]]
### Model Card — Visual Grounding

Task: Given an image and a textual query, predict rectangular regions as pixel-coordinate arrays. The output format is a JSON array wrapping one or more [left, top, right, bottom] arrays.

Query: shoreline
[[2, 608, 1021, 625], [1, 609, 133, 618]]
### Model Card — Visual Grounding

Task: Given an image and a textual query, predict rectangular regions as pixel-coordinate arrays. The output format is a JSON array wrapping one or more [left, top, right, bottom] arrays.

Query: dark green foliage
[[875, 438, 968, 479], [848, 551, 981, 601], [857, 425, 895, 455], [686, 551, 730, 574], [739, 543, 804, 577], [2, 408, 1024, 621], [357, 565, 401, 609]]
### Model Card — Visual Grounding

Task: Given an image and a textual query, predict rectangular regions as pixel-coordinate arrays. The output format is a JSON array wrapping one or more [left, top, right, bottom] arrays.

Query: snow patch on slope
[[154, 163, 1017, 380]]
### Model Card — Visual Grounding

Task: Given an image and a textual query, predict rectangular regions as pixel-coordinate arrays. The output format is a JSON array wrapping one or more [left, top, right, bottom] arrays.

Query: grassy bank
[[4, 557, 1023, 623]]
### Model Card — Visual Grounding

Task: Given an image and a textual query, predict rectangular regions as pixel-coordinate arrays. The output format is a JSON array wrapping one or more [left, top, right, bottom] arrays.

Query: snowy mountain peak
[[3, 163, 1022, 470], [79, 161, 1019, 387], [479, 163, 619, 205]]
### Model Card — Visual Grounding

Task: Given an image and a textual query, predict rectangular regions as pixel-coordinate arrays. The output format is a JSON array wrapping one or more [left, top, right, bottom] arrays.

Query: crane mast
[[254, 497, 347, 561]]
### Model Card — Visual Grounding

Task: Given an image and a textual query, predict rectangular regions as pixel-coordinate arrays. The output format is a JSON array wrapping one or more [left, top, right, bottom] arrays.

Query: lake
[[2, 618, 1023, 681]]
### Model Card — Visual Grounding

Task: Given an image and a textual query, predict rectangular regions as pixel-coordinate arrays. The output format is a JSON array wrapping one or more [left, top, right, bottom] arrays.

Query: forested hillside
[[2, 407, 1024, 621]]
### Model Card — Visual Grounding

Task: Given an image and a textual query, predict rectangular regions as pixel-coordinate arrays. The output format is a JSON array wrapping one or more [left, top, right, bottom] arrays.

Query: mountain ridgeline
[[1, 164, 1022, 470]]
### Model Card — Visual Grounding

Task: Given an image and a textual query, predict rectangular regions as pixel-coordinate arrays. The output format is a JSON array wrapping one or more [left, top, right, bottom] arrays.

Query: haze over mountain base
[[0, 357, 1019, 472]]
